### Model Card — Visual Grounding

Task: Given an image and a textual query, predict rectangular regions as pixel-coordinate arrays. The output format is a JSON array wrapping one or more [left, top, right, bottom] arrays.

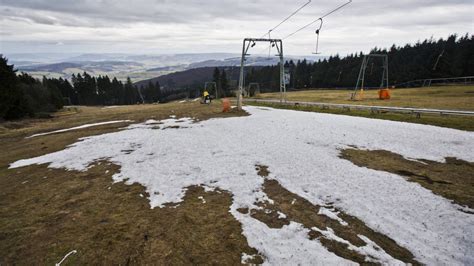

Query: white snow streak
[[9, 106, 474, 265], [27, 120, 132, 138], [318, 207, 348, 226]]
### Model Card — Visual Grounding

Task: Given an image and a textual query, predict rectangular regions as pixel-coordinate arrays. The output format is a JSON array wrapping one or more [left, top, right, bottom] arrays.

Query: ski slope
[[10, 106, 474, 265]]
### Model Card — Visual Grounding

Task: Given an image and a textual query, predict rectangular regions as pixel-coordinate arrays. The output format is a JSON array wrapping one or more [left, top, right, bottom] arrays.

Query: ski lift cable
[[252, 0, 351, 56], [282, 0, 352, 41], [259, 0, 312, 39]]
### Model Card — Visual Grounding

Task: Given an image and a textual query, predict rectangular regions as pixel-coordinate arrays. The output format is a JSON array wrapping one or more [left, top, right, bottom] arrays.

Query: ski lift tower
[[351, 54, 389, 100], [237, 38, 286, 109]]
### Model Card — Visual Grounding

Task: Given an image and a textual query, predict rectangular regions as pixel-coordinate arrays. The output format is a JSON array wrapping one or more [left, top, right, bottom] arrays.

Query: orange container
[[378, 89, 391, 100], [222, 98, 231, 112]]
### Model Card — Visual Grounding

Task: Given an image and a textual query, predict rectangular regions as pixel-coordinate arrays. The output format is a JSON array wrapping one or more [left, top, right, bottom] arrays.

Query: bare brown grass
[[0, 163, 262, 264], [340, 149, 474, 210], [255, 86, 474, 111]]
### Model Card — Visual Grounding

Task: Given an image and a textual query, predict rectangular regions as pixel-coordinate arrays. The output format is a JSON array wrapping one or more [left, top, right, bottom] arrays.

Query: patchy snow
[[312, 227, 404, 265], [27, 120, 132, 138], [318, 207, 348, 226], [198, 196, 206, 204], [241, 252, 261, 264], [9, 106, 474, 265], [277, 211, 287, 219]]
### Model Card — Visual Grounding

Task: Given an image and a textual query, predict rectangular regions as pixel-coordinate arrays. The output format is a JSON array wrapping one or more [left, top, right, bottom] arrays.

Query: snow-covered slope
[[10, 107, 474, 265]]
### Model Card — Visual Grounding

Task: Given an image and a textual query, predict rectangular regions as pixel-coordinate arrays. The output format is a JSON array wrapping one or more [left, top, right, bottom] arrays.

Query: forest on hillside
[[0, 56, 162, 120], [246, 34, 474, 92]]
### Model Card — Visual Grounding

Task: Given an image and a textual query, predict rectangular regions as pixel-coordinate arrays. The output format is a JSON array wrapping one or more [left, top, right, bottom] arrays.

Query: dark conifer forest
[[246, 34, 473, 92]]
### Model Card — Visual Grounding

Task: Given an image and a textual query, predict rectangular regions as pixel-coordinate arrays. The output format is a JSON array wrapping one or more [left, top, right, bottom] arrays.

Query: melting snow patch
[[318, 207, 348, 226], [198, 196, 206, 204], [27, 120, 132, 138], [277, 211, 287, 219], [241, 252, 257, 264], [9, 106, 474, 265]]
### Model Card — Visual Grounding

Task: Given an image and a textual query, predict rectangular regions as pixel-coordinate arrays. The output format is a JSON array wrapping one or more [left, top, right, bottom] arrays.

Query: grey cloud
[[0, 0, 472, 55], [1, 0, 471, 28]]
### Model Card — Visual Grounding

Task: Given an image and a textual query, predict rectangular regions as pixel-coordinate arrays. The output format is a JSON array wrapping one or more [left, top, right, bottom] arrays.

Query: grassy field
[[255, 86, 474, 111], [250, 86, 474, 131], [1, 101, 472, 264]]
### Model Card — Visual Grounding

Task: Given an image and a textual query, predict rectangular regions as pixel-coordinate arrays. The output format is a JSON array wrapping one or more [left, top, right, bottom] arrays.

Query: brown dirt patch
[[250, 165, 419, 265], [0, 163, 262, 265], [255, 165, 270, 177], [340, 149, 474, 209]]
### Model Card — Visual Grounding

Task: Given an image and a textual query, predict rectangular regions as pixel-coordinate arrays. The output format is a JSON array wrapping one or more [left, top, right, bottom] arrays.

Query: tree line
[[1, 55, 224, 120], [0, 56, 164, 120], [211, 68, 232, 97], [1, 57, 64, 120], [245, 34, 474, 91]]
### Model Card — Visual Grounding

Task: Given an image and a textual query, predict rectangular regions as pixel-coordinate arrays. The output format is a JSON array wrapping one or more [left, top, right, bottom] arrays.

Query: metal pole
[[353, 55, 366, 99], [361, 57, 367, 91], [385, 55, 389, 88], [380, 63, 386, 88], [279, 40, 286, 103], [237, 39, 247, 109]]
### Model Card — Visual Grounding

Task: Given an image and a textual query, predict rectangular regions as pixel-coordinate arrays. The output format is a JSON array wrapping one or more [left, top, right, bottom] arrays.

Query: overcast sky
[[0, 0, 472, 56]]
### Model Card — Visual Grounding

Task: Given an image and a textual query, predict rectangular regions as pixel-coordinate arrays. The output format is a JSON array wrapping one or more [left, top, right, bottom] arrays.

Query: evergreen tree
[[154, 81, 162, 103], [212, 67, 220, 96], [123, 77, 138, 105], [220, 69, 229, 97], [0, 56, 28, 119]]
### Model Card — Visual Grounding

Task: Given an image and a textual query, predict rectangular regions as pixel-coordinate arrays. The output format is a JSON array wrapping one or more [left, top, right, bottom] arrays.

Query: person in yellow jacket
[[203, 90, 211, 104]]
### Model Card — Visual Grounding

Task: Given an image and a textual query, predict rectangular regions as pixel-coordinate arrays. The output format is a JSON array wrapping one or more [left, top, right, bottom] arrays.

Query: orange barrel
[[378, 89, 391, 100], [222, 98, 231, 112]]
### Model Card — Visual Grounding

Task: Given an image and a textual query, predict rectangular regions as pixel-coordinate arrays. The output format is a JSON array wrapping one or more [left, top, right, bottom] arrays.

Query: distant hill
[[20, 62, 82, 72], [9, 52, 322, 82], [135, 66, 247, 90], [18, 61, 144, 75], [146, 64, 187, 72]]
